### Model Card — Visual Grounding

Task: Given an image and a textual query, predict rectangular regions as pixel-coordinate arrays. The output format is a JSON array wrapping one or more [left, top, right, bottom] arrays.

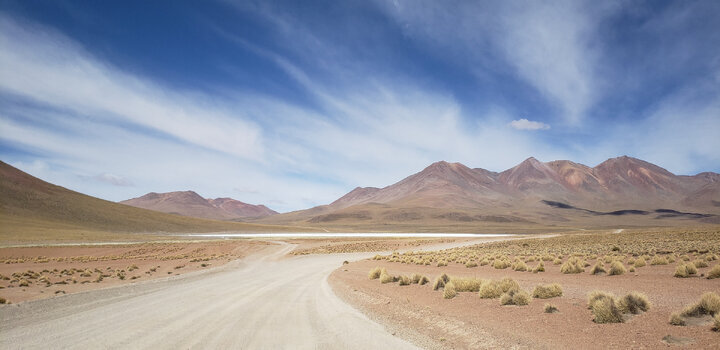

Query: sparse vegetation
[[707, 264, 720, 279], [669, 312, 686, 326], [680, 292, 720, 317], [544, 303, 558, 313], [433, 273, 449, 290], [617, 292, 650, 314], [368, 267, 382, 279], [608, 261, 626, 276], [674, 263, 698, 278], [532, 283, 563, 299], [443, 281, 457, 299], [500, 289, 530, 306]]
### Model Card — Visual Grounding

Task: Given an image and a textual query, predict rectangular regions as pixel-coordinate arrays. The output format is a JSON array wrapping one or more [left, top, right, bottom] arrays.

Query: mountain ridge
[[258, 156, 720, 227], [121, 191, 277, 221]]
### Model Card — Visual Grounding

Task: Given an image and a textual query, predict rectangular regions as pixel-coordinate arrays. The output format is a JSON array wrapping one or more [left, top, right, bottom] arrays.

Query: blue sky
[[1, 0, 719, 212]]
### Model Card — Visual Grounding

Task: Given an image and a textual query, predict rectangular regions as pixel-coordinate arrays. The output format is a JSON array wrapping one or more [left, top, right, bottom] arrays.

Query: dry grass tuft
[[634, 257, 647, 268], [418, 276, 429, 285], [544, 303, 559, 313], [398, 275, 412, 286], [449, 277, 483, 292], [588, 292, 624, 323], [617, 292, 651, 314], [707, 264, 720, 279], [379, 269, 394, 284], [590, 262, 606, 275], [493, 259, 510, 269], [443, 281, 457, 299], [713, 314, 720, 332], [693, 259, 709, 268], [500, 289, 530, 306], [608, 261, 626, 276], [560, 257, 585, 274], [478, 281, 502, 299], [532, 283, 563, 299], [512, 260, 528, 272], [532, 262, 545, 273], [674, 263, 698, 278], [465, 261, 478, 268], [650, 255, 668, 265], [669, 312, 686, 326], [680, 292, 720, 317], [433, 273, 449, 290]]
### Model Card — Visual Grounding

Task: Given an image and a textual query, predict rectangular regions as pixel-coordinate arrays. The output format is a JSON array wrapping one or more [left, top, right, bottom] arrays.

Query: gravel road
[[1, 237, 515, 349]]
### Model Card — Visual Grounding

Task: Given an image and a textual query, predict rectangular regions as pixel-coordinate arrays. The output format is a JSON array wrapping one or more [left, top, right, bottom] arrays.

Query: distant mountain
[[0, 161, 292, 242], [121, 191, 277, 220], [259, 156, 720, 228]]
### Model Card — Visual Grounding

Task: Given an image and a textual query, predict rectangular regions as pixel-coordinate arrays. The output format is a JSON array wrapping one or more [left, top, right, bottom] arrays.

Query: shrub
[[553, 258, 562, 265], [419, 276, 429, 285], [590, 262, 606, 275], [493, 259, 510, 269], [532, 262, 545, 273], [500, 289, 530, 306], [443, 282, 457, 299], [499, 277, 520, 293], [379, 269, 394, 284], [650, 256, 668, 265], [433, 273, 449, 290], [608, 261, 626, 276], [560, 257, 585, 274], [0, 297, 6, 304], [398, 275, 412, 286], [680, 292, 720, 317], [19, 279, 29, 287], [532, 283, 563, 299], [669, 312, 686, 326], [480, 258, 490, 266], [437, 260, 448, 267], [544, 303, 559, 313], [588, 290, 615, 310], [617, 292, 650, 314], [674, 263, 698, 278], [450, 277, 483, 292], [590, 295, 624, 323], [478, 281, 502, 299], [512, 260, 528, 272], [466, 261, 478, 268], [707, 264, 720, 279], [714, 314, 720, 332], [693, 259, 709, 268], [634, 258, 646, 268]]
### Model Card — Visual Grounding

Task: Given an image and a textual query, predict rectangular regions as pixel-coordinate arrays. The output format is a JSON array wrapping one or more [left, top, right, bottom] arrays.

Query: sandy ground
[[330, 255, 720, 349], [0, 240, 270, 303], [0, 237, 508, 349]]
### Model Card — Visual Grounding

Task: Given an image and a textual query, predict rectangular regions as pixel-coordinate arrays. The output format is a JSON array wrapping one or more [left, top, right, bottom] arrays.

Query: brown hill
[[0, 161, 296, 242], [121, 192, 277, 221], [259, 156, 720, 230]]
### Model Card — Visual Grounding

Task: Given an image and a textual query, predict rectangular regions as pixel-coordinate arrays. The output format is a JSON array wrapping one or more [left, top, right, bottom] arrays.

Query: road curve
[[0, 237, 517, 349]]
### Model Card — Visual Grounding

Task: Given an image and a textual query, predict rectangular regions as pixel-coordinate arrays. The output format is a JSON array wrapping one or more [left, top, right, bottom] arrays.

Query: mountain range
[[256, 156, 720, 229], [120, 191, 277, 221]]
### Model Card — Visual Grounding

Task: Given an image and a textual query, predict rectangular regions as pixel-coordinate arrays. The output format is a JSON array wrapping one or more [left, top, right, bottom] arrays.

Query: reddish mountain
[[121, 191, 277, 220], [260, 156, 719, 226]]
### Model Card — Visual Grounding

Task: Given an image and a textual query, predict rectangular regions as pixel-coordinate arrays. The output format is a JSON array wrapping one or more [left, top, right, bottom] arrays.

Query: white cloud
[[0, 16, 263, 161], [508, 118, 550, 131], [375, 0, 613, 124]]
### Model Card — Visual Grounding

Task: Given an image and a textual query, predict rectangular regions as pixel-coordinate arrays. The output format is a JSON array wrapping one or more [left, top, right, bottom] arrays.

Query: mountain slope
[[0, 161, 296, 242], [259, 156, 719, 228], [121, 192, 277, 220]]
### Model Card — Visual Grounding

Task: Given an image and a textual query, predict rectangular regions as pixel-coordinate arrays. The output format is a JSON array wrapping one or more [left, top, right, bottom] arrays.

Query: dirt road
[[1, 237, 515, 349]]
